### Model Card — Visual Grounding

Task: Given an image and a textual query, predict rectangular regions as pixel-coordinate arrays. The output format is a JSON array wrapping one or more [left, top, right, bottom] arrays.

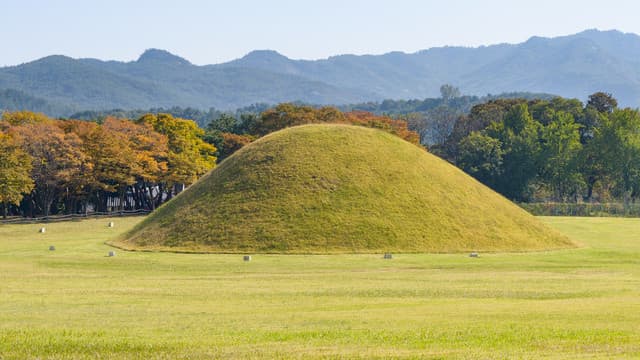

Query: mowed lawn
[[0, 217, 638, 359]]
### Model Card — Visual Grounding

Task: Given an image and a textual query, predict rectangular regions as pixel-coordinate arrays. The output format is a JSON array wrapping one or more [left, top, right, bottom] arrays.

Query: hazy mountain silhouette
[[225, 29, 640, 106], [1, 29, 639, 116]]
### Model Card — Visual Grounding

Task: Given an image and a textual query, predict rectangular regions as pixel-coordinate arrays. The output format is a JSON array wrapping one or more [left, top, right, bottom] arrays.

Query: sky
[[3, 0, 640, 67]]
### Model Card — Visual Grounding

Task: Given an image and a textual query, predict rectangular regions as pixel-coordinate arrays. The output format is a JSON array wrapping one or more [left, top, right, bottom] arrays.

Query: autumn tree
[[0, 133, 34, 218], [1, 110, 51, 126], [10, 121, 87, 216], [136, 113, 216, 199], [103, 117, 169, 209], [218, 133, 254, 160], [61, 119, 141, 212], [251, 103, 319, 136], [344, 111, 420, 145], [243, 104, 422, 147]]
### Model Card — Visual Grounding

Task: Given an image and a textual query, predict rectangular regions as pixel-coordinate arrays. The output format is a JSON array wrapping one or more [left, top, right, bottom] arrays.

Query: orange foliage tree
[[0, 111, 190, 217], [242, 103, 421, 145], [218, 132, 254, 160], [9, 120, 88, 216], [103, 117, 169, 209]]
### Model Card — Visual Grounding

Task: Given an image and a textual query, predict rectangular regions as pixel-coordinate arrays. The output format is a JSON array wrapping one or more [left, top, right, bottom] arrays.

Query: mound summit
[[116, 124, 573, 253]]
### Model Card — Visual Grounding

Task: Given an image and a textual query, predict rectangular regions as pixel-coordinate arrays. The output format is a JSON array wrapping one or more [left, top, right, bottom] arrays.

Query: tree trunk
[[586, 176, 595, 201], [119, 189, 126, 212], [147, 183, 155, 211], [44, 195, 54, 218]]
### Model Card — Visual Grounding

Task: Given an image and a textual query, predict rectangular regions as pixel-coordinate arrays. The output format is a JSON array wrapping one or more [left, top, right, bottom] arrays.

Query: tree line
[[64, 86, 551, 132], [5, 91, 633, 218], [211, 93, 640, 205], [431, 92, 639, 203], [68, 103, 271, 129], [0, 106, 420, 218], [0, 111, 216, 218]]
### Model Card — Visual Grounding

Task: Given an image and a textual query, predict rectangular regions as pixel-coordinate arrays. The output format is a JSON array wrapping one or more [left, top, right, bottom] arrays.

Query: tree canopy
[[436, 93, 640, 203], [0, 111, 215, 217]]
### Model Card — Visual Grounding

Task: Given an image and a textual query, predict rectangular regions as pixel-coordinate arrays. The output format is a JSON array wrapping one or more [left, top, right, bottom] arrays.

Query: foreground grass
[[0, 216, 638, 359]]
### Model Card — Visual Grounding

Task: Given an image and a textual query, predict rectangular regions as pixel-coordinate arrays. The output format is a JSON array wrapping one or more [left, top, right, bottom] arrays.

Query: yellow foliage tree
[[137, 113, 216, 187], [1, 111, 51, 126], [0, 133, 34, 218]]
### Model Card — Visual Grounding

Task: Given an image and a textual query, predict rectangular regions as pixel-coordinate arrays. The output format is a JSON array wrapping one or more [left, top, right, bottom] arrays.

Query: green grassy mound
[[115, 124, 574, 253]]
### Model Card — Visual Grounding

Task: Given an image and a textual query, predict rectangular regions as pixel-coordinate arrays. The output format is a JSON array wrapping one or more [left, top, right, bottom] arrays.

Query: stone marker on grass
[[49, 245, 55, 251], [108, 221, 114, 228], [39, 227, 46, 233], [108, 251, 116, 257], [243, 255, 251, 262], [384, 253, 393, 259], [469, 252, 479, 258]]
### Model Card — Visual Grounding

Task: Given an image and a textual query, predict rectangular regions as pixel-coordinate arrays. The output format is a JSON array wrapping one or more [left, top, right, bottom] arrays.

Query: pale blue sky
[[3, 0, 640, 66]]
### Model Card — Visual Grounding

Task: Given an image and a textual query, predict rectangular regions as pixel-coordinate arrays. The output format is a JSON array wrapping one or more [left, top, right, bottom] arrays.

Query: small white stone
[[108, 222, 114, 228], [108, 251, 116, 257], [469, 252, 479, 258], [39, 227, 46, 233]]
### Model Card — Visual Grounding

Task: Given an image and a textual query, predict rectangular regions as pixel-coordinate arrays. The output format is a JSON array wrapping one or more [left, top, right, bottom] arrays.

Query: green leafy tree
[[443, 99, 526, 160], [235, 113, 260, 135], [207, 113, 237, 133], [591, 108, 640, 204], [587, 92, 618, 114], [539, 111, 584, 200], [530, 98, 583, 126], [457, 132, 503, 188], [487, 103, 541, 200], [577, 94, 618, 202]]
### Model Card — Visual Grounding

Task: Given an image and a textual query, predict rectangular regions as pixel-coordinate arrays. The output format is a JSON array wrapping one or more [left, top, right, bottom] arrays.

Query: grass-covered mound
[[115, 124, 573, 253]]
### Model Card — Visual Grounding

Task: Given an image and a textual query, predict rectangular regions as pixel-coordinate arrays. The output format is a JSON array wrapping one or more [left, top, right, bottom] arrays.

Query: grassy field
[[0, 216, 639, 359]]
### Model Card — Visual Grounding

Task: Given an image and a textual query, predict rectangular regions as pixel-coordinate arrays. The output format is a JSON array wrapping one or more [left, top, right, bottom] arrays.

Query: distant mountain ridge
[[1, 29, 639, 116], [224, 29, 640, 106], [0, 50, 376, 114]]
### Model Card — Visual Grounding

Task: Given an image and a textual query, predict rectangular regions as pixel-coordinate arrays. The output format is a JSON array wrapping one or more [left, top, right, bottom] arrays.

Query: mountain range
[[1, 29, 639, 116]]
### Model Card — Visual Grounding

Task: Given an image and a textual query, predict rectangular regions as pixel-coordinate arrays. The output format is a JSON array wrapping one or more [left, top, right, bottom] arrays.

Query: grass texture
[[0, 216, 638, 358], [118, 124, 571, 253]]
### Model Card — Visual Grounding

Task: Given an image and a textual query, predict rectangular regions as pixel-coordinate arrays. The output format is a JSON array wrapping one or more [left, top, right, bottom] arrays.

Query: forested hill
[[225, 29, 640, 106], [0, 50, 377, 115], [2, 29, 640, 116]]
